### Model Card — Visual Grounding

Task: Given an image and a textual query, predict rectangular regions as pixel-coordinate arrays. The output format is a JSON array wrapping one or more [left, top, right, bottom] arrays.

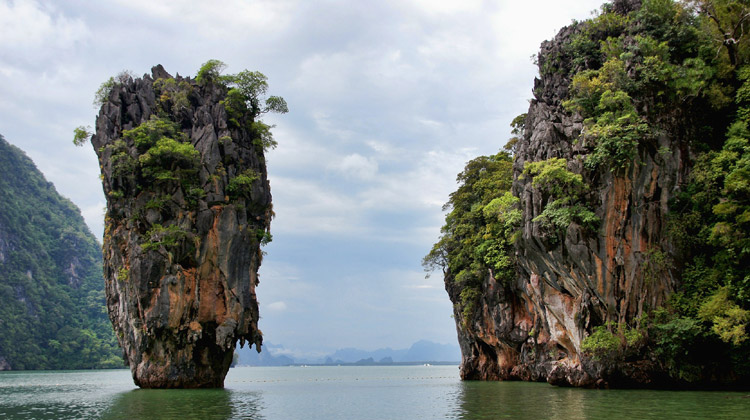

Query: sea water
[[0, 365, 747, 419]]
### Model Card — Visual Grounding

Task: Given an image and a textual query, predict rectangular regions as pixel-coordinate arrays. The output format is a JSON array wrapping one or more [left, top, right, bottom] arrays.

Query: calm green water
[[0, 366, 748, 419]]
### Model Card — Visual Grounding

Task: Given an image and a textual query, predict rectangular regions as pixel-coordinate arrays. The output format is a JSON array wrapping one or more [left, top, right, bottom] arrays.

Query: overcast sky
[[0, 0, 603, 358]]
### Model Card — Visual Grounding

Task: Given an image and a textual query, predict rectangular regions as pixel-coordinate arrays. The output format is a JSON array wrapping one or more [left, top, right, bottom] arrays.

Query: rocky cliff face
[[452, 0, 696, 386], [91, 65, 272, 388]]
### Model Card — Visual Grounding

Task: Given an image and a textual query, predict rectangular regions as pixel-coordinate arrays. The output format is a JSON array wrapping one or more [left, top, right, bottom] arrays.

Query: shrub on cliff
[[581, 322, 644, 364], [124, 116, 201, 186], [424, 150, 520, 328], [93, 71, 136, 107], [198, 60, 288, 151], [565, 0, 750, 384], [559, 0, 750, 384], [522, 157, 599, 234]]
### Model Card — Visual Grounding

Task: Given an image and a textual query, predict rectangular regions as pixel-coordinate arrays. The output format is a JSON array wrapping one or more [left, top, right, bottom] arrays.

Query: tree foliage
[[99, 115, 203, 202], [195, 59, 227, 86], [197, 59, 288, 151], [686, 0, 750, 67], [581, 322, 644, 363], [558, 0, 750, 381], [522, 157, 599, 233], [424, 151, 520, 325], [72, 126, 92, 147], [561, 0, 727, 171], [0, 135, 121, 370], [227, 169, 260, 199], [92, 71, 135, 109]]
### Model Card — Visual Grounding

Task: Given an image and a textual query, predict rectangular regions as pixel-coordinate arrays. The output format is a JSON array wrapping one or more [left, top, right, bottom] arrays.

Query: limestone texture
[[92, 65, 272, 388], [450, 0, 690, 387]]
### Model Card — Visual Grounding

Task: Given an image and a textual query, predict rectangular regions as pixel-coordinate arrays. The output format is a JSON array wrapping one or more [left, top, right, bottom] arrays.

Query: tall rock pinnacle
[[89, 64, 275, 388]]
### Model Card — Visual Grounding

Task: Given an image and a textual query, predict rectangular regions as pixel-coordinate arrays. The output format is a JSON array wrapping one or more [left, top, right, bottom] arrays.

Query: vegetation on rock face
[[0, 135, 121, 370], [93, 71, 135, 108], [662, 54, 750, 379], [77, 61, 281, 387], [431, 0, 750, 386], [128, 116, 200, 183], [76, 60, 285, 251], [562, 0, 726, 172], [423, 150, 520, 327], [198, 59, 288, 152], [522, 157, 599, 234], [227, 169, 260, 200], [72, 126, 92, 147], [565, 0, 750, 385], [581, 322, 644, 363], [538, 0, 750, 384]]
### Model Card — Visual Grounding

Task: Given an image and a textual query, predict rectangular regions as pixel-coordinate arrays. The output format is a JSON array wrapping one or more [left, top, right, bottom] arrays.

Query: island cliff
[[0, 135, 120, 370], [87, 63, 280, 388], [430, 0, 750, 388]]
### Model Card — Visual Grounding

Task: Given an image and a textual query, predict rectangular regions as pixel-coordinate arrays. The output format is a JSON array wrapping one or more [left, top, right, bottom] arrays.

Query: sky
[[0, 0, 604, 359]]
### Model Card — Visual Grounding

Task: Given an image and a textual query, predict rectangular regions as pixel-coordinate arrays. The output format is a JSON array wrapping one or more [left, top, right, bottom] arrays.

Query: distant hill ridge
[[236, 340, 460, 366]]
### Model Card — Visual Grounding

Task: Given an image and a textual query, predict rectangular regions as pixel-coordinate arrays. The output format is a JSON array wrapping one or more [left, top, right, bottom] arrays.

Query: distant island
[[234, 340, 460, 367]]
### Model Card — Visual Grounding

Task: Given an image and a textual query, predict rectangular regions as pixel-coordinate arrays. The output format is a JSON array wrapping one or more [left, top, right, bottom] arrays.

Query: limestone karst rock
[[455, 19, 683, 385], [445, 0, 734, 387], [91, 65, 273, 388]]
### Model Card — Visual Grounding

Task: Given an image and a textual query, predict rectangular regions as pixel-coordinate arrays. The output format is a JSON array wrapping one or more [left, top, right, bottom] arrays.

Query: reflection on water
[[2, 367, 749, 420], [0, 369, 266, 420], [456, 380, 591, 419], [100, 388, 263, 420], [455, 379, 750, 420], [0, 369, 132, 420]]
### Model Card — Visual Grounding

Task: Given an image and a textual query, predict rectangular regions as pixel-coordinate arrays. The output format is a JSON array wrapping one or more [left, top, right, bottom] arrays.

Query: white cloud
[[365, 139, 404, 157], [0, 1, 90, 105], [268, 145, 472, 241], [266, 301, 288, 312], [269, 176, 365, 235], [492, 1, 602, 61], [265, 121, 334, 172], [294, 52, 359, 100], [0, 0, 88, 51], [417, 31, 487, 66], [416, 118, 444, 130], [310, 111, 357, 141], [332, 153, 378, 180], [360, 148, 476, 212], [108, 0, 174, 19], [404, 0, 483, 15], [109, 0, 295, 38]]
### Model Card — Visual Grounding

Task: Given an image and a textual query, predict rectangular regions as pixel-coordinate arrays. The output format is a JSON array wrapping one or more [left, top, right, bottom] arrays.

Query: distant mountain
[[235, 342, 294, 366], [401, 340, 460, 363], [0, 134, 121, 370], [236, 340, 460, 366], [322, 340, 459, 364], [325, 346, 408, 364]]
